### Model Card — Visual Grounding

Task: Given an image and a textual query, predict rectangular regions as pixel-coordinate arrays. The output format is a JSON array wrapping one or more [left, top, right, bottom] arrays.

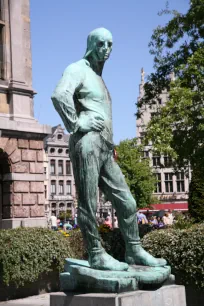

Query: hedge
[[142, 223, 204, 289], [68, 224, 153, 262], [0, 227, 74, 287], [1, 224, 203, 290]]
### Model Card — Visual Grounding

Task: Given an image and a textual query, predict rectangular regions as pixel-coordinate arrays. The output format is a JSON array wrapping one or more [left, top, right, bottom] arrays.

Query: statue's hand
[[77, 115, 104, 132]]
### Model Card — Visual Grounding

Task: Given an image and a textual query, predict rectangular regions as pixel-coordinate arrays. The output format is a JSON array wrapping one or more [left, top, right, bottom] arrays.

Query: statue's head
[[84, 28, 113, 62]]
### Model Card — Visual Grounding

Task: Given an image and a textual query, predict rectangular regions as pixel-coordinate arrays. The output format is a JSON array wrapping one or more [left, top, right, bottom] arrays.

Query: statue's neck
[[86, 55, 104, 76]]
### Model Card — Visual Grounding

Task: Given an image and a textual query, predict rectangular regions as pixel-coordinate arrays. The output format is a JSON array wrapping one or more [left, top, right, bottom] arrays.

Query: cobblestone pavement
[[0, 293, 50, 306]]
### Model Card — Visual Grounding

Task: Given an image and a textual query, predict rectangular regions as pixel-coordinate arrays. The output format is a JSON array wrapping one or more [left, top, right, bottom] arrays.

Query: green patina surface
[[60, 259, 172, 293], [52, 28, 169, 282]]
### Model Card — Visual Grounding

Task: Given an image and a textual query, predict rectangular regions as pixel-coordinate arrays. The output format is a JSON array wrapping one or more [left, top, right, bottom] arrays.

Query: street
[[0, 294, 50, 306]]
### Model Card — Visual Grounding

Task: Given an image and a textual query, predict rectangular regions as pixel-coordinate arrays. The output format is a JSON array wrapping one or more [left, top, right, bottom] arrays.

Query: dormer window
[[57, 134, 63, 140]]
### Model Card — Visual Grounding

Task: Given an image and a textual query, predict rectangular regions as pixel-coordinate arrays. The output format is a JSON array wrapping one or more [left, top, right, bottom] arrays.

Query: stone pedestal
[[50, 285, 186, 306]]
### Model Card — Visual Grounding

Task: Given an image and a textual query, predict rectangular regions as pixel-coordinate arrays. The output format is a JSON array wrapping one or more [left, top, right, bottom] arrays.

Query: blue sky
[[30, 0, 189, 144]]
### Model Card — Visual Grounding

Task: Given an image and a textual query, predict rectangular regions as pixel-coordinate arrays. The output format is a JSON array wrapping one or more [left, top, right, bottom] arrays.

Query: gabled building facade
[[44, 125, 76, 219], [136, 69, 189, 212]]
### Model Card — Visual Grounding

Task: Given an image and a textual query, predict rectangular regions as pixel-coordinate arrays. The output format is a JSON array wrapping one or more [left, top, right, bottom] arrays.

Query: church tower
[[0, 0, 51, 228]]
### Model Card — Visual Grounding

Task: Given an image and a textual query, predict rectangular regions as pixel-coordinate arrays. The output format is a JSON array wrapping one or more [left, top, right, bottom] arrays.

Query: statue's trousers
[[69, 131, 140, 253]]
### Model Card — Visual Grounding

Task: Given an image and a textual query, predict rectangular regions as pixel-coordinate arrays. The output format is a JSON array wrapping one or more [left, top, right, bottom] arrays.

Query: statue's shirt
[[52, 59, 113, 145]]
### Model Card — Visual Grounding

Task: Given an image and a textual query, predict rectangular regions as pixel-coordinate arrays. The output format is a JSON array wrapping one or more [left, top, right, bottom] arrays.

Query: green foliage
[[142, 223, 204, 288], [188, 167, 204, 222], [172, 212, 195, 229], [0, 228, 74, 287], [136, 0, 204, 170], [58, 211, 72, 220], [116, 138, 156, 208], [100, 225, 153, 262], [68, 229, 87, 260]]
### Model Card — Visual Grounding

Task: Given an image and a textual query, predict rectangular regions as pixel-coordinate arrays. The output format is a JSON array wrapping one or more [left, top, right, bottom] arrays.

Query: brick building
[[0, 0, 51, 228], [136, 69, 189, 212], [44, 125, 76, 220]]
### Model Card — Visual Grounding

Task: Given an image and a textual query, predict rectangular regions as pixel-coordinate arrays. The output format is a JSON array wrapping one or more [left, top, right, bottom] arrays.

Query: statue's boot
[[89, 248, 129, 271], [125, 243, 167, 267]]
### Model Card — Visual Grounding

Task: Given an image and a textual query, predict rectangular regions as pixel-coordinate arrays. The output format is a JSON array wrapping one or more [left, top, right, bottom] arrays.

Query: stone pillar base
[[50, 285, 186, 306], [1, 217, 47, 229]]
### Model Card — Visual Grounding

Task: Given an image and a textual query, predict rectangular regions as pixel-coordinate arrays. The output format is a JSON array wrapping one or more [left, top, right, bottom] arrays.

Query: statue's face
[[86, 28, 113, 62], [94, 35, 113, 62]]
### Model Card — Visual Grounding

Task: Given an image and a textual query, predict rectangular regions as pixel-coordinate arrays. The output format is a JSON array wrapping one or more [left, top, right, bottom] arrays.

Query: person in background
[[163, 213, 170, 226], [168, 209, 174, 225], [157, 217, 164, 228], [150, 216, 158, 227], [50, 212, 57, 231], [63, 221, 73, 231], [103, 216, 112, 228], [137, 211, 148, 224]]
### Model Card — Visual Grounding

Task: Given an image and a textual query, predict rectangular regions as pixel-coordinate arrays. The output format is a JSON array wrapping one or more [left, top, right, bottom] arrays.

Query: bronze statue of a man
[[51, 28, 166, 271]]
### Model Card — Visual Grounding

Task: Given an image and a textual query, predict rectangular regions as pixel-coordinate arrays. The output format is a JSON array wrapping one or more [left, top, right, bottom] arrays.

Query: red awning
[[140, 202, 188, 212]]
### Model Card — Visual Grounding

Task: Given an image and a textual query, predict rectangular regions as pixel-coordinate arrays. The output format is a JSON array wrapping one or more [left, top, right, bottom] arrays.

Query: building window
[[50, 160, 55, 175], [164, 173, 173, 193], [154, 173, 162, 193], [59, 180, 64, 194], [164, 154, 172, 167], [44, 167, 47, 174], [66, 160, 71, 175], [66, 181, 71, 195], [51, 181, 56, 194], [151, 112, 158, 119], [158, 98, 162, 105], [58, 160, 63, 175], [51, 203, 56, 208], [0, 2, 5, 80], [50, 148, 55, 154], [58, 148, 63, 154], [141, 151, 149, 158], [140, 132, 146, 140], [44, 185, 47, 199], [176, 172, 185, 192], [152, 152, 161, 167], [59, 202, 65, 211], [57, 134, 63, 140], [67, 202, 72, 208]]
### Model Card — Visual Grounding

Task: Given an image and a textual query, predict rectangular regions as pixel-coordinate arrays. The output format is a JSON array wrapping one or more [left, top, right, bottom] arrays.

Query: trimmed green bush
[[69, 229, 87, 260], [68, 224, 154, 262], [0, 227, 74, 287], [142, 223, 204, 288]]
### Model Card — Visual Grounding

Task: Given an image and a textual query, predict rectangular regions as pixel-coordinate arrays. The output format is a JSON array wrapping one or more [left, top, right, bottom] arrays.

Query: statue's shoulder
[[63, 59, 87, 76]]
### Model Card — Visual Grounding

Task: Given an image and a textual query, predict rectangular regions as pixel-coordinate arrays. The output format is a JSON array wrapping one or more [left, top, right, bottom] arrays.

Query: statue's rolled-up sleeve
[[51, 64, 83, 133]]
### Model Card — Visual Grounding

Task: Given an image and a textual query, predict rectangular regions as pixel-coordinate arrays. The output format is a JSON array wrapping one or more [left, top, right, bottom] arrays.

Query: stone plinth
[[60, 259, 172, 294], [50, 285, 186, 306]]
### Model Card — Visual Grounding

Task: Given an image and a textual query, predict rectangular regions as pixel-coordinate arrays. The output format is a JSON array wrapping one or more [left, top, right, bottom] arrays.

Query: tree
[[115, 138, 157, 208], [188, 166, 204, 222], [137, 0, 204, 170], [136, 0, 204, 220]]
